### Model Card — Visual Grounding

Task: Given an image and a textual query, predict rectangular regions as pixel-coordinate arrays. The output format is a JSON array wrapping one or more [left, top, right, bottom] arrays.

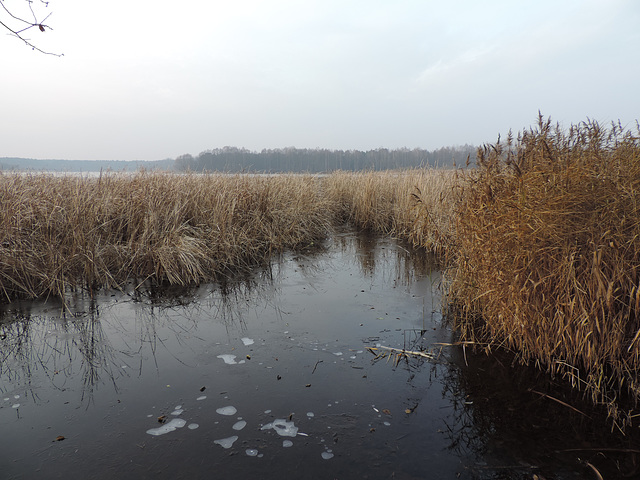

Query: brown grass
[[0, 172, 333, 300], [446, 115, 640, 429], [324, 168, 458, 253], [0, 169, 453, 301]]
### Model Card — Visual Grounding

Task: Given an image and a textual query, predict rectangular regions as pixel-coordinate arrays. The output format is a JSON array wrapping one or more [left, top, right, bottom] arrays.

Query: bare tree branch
[[0, 0, 63, 56]]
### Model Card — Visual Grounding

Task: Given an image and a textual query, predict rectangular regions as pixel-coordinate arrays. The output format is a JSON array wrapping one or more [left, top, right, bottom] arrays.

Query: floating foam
[[216, 406, 237, 416], [306, 412, 314, 417], [11, 404, 20, 409], [246, 449, 259, 456], [261, 419, 298, 437], [241, 337, 254, 346], [217, 354, 237, 365], [196, 396, 207, 401], [232, 420, 247, 431], [146, 418, 187, 436], [333, 352, 343, 356], [214, 436, 238, 449]]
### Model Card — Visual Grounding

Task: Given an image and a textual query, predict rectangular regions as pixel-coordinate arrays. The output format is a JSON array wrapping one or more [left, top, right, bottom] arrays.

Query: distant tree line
[[174, 145, 476, 173]]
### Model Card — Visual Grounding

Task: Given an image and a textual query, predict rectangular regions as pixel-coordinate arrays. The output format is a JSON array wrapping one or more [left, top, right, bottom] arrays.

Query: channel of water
[[0, 230, 638, 479]]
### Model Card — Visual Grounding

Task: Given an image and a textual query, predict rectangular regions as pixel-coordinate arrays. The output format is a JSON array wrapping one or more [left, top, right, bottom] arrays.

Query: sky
[[1, 0, 638, 161]]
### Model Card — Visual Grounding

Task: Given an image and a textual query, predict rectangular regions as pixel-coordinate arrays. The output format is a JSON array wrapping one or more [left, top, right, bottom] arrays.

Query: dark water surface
[[1, 232, 638, 479]]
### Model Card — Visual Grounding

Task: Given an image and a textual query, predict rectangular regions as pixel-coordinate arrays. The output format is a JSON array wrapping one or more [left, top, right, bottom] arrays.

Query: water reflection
[[439, 343, 640, 479], [0, 231, 633, 479]]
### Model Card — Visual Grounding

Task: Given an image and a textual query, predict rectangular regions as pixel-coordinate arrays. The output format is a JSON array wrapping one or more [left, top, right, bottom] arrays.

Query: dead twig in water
[[312, 360, 322, 374], [585, 462, 604, 480], [367, 345, 436, 361], [529, 389, 590, 418]]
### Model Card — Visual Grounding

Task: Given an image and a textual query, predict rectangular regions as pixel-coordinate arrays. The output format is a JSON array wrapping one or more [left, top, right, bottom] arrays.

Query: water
[[0, 230, 638, 479]]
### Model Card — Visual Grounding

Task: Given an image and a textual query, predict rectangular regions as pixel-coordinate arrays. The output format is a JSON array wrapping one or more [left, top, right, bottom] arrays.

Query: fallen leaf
[[157, 415, 167, 424], [382, 409, 391, 416], [55, 436, 65, 441]]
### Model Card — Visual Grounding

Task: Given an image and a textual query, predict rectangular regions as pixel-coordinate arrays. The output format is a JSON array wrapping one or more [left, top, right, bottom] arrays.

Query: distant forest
[[0, 145, 476, 173], [175, 145, 477, 173]]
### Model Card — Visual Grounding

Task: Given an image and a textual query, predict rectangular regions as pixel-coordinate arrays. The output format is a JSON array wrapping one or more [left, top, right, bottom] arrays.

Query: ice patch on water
[[3, 398, 9, 401], [333, 352, 343, 356], [188, 423, 199, 430], [261, 419, 298, 437], [350, 356, 356, 359], [241, 337, 254, 346], [216, 406, 237, 416], [232, 420, 247, 431], [11, 404, 20, 409], [14, 395, 19, 399], [214, 435, 238, 449], [321, 451, 334, 460], [264, 409, 272, 414], [384, 421, 391, 426], [171, 409, 184, 416], [196, 395, 207, 401], [282, 440, 293, 448], [146, 418, 187, 436], [306, 412, 314, 417], [217, 354, 237, 365], [246, 449, 259, 456]]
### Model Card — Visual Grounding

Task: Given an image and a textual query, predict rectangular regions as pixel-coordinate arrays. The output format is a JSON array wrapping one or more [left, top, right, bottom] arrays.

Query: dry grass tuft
[[0, 168, 455, 302], [447, 115, 640, 428], [324, 168, 458, 253], [0, 172, 332, 300]]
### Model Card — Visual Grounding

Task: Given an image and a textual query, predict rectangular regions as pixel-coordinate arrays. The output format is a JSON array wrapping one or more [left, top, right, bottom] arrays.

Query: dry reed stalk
[[324, 168, 459, 253], [447, 115, 640, 429], [0, 171, 333, 300]]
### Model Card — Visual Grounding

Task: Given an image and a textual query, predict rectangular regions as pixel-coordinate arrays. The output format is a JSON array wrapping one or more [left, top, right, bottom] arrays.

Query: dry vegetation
[[5, 116, 640, 425], [324, 168, 457, 253], [0, 173, 334, 299], [447, 116, 640, 428], [0, 168, 456, 301]]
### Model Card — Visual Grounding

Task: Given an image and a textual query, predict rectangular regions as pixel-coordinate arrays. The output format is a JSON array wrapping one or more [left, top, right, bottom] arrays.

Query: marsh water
[[1, 230, 638, 479]]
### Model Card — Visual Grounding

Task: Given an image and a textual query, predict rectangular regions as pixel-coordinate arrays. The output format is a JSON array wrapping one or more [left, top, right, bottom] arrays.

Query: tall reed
[[0, 169, 453, 301], [324, 168, 458, 253], [0, 172, 333, 300], [447, 116, 640, 428]]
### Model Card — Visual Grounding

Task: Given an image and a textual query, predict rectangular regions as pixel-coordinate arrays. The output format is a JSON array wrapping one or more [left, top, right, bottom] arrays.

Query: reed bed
[[0, 172, 334, 300], [447, 117, 640, 428], [0, 169, 453, 301], [324, 168, 458, 253]]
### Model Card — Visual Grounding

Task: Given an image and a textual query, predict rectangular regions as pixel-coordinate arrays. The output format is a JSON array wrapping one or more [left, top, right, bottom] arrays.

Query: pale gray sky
[[1, 0, 638, 161]]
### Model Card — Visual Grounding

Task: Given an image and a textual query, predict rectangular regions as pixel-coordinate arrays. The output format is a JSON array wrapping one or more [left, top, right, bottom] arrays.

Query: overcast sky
[[1, 0, 638, 161]]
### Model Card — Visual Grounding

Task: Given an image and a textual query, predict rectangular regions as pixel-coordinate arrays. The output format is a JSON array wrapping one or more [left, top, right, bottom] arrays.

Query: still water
[[0, 231, 637, 479]]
